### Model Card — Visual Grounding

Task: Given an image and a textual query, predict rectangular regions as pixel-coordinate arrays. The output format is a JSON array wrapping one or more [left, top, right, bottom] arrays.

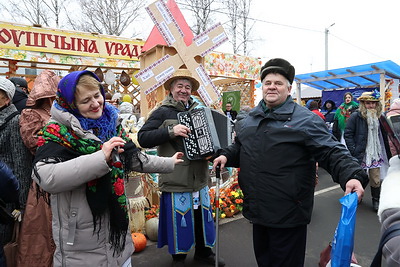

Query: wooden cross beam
[[135, 0, 228, 107]]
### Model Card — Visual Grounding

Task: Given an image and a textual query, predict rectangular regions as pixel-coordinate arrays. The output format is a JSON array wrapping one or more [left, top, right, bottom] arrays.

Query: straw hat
[[164, 69, 200, 91], [357, 90, 381, 102]]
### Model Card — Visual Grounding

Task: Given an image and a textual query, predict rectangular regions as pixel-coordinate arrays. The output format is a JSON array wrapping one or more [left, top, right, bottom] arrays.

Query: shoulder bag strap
[[0, 111, 19, 131], [371, 223, 400, 267]]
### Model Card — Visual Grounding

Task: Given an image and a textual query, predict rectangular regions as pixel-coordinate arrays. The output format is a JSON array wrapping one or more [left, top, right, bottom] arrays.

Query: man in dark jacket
[[9, 77, 28, 112], [344, 90, 391, 212], [138, 69, 224, 267], [213, 58, 369, 267], [223, 102, 237, 121]]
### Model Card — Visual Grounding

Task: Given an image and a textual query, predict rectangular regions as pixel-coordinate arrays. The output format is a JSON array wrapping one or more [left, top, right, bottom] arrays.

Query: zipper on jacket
[[57, 194, 66, 267]]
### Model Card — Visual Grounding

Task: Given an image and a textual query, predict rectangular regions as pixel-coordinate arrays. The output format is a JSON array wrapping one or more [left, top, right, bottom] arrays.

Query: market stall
[[0, 21, 261, 115], [0, 21, 145, 107], [295, 60, 400, 110]]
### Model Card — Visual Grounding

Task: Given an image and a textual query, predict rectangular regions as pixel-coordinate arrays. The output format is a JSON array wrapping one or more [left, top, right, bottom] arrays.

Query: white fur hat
[[119, 102, 133, 114], [0, 77, 16, 100]]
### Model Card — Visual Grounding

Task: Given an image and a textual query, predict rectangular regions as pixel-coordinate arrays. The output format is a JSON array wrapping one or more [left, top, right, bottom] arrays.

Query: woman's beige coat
[[33, 106, 175, 267]]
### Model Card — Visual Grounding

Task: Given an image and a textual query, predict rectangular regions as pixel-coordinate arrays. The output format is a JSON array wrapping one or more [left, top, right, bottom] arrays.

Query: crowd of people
[[0, 57, 399, 267]]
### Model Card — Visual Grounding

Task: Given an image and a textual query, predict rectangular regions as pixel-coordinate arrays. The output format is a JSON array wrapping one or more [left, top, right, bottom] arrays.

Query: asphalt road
[[131, 168, 382, 267]]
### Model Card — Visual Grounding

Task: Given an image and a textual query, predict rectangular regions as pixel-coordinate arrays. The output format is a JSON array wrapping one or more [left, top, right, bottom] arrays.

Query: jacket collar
[[0, 104, 18, 126], [251, 96, 295, 121], [49, 105, 101, 141], [162, 94, 198, 111]]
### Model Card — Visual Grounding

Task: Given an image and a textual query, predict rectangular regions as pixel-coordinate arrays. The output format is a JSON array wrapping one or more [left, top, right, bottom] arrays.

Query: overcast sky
[[135, 0, 400, 77], [214, 0, 400, 76], [2, 0, 399, 100], [2, 0, 398, 76]]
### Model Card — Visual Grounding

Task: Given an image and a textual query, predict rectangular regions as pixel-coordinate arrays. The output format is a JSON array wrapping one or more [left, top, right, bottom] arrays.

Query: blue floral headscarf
[[55, 70, 119, 142]]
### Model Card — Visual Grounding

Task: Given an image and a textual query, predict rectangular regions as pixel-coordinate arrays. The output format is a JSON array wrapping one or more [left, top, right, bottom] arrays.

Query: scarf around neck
[[365, 112, 382, 166], [334, 101, 359, 132], [35, 122, 139, 255]]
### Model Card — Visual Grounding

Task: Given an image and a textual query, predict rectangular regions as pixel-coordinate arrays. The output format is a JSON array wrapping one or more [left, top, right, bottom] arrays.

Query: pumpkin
[[131, 232, 147, 252], [145, 217, 159, 241]]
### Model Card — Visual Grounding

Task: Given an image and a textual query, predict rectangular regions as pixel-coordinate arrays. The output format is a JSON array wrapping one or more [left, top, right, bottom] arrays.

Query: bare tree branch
[[42, 0, 64, 27], [68, 0, 146, 37], [1, 0, 49, 26], [179, 0, 216, 35], [220, 0, 254, 55], [222, 0, 239, 54], [0, 0, 70, 28]]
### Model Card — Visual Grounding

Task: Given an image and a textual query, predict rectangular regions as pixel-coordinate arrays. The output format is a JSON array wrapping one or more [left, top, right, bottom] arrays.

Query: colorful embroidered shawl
[[36, 122, 134, 255]]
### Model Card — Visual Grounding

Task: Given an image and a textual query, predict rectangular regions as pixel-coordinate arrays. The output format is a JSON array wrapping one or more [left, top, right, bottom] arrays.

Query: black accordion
[[177, 107, 232, 160]]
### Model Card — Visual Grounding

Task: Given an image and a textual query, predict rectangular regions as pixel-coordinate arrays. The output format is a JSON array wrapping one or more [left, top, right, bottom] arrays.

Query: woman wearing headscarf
[[332, 92, 359, 144], [32, 70, 183, 267]]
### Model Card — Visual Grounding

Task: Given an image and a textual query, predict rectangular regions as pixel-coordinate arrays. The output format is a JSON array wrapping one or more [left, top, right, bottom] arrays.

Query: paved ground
[[131, 168, 383, 266]]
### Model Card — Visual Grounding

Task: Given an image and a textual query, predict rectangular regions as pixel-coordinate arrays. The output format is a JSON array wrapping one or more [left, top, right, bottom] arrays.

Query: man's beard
[[365, 108, 382, 166], [366, 109, 379, 129], [366, 108, 378, 120]]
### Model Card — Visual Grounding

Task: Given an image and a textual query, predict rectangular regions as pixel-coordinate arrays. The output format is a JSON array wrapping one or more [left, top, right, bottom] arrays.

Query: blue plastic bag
[[331, 192, 358, 267]]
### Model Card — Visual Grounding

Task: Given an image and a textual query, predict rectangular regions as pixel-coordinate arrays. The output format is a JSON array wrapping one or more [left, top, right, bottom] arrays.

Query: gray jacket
[[33, 106, 175, 267], [0, 104, 32, 246]]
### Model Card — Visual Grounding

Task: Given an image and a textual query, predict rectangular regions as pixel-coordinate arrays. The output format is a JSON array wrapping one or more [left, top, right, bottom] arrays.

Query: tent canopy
[[295, 60, 400, 90]]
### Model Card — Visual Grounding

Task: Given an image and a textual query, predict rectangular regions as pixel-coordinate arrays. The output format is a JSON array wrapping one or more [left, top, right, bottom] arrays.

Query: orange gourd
[[131, 232, 147, 252]]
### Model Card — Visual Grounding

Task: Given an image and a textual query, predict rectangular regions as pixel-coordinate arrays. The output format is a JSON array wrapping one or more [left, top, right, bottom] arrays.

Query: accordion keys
[[177, 107, 232, 160]]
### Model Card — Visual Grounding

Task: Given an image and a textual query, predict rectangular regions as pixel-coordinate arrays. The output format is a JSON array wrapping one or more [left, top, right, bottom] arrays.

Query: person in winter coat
[[32, 70, 183, 267], [234, 105, 251, 134], [213, 58, 368, 267], [386, 98, 400, 156], [9, 77, 29, 113], [332, 92, 359, 144], [0, 77, 32, 254], [0, 160, 19, 267], [20, 70, 60, 154], [308, 100, 325, 121], [138, 69, 225, 267], [321, 99, 337, 123], [223, 102, 237, 121], [344, 90, 391, 212], [377, 155, 400, 266], [17, 70, 60, 267]]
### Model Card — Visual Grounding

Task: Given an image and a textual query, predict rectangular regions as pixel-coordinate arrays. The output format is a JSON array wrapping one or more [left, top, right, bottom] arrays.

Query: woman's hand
[[102, 137, 126, 162], [172, 152, 184, 164]]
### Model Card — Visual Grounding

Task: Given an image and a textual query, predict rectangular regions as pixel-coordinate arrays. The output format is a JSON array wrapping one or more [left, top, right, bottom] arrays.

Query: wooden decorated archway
[[0, 21, 261, 115]]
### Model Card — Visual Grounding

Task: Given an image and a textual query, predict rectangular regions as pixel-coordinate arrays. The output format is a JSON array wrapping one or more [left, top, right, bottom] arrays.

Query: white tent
[[291, 85, 322, 99]]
